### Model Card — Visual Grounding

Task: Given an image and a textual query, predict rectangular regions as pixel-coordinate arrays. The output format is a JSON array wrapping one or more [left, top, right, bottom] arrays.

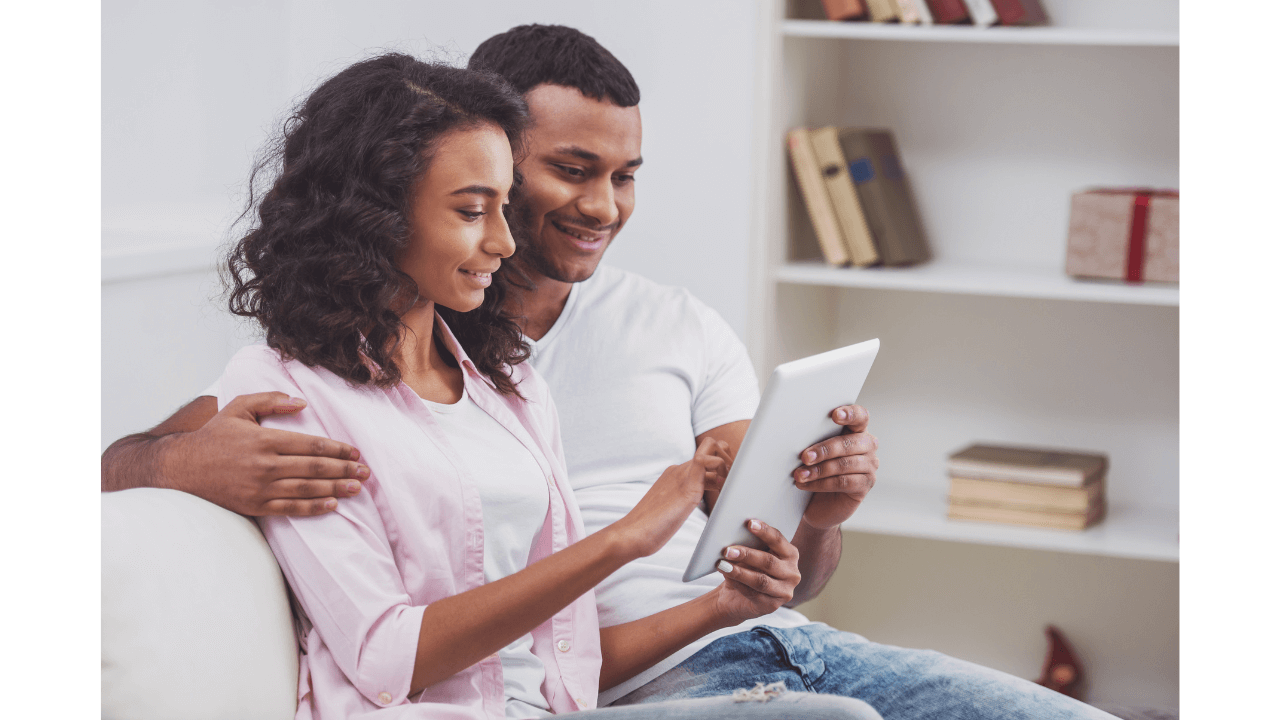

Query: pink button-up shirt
[[216, 316, 602, 720]]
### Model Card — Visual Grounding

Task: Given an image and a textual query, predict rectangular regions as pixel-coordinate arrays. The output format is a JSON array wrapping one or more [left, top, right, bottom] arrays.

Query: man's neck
[[508, 263, 576, 342]]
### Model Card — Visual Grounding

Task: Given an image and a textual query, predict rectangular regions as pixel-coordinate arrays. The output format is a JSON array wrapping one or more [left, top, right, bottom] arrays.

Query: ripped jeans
[[610, 624, 1121, 720]]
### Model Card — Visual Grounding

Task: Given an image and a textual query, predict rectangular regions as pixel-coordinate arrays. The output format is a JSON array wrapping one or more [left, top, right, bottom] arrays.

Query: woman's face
[[399, 122, 516, 313]]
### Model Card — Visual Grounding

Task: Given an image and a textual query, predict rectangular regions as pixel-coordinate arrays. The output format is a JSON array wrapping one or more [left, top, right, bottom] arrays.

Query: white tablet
[[682, 338, 880, 582]]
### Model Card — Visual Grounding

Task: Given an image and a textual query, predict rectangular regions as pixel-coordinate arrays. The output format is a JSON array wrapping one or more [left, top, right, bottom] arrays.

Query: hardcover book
[[896, 0, 934, 24], [947, 444, 1108, 488], [821, 0, 868, 21], [925, 0, 971, 23], [786, 128, 851, 266], [808, 126, 879, 266], [836, 128, 930, 266], [948, 475, 1103, 514], [961, 0, 999, 26], [989, 0, 1048, 25], [865, 0, 900, 22], [947, 502, 1105, 531]]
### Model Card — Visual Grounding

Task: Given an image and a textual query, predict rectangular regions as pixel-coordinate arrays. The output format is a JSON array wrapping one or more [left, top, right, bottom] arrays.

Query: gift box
[[1065, 188, 1179, 284]]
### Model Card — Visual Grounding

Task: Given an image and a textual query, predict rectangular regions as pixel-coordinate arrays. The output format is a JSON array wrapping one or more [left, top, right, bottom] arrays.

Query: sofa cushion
[[102, 488, 299, 720]]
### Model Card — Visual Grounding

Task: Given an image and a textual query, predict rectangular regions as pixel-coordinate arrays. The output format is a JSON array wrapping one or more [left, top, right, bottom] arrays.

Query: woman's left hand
[[709, 519, 802, 625]]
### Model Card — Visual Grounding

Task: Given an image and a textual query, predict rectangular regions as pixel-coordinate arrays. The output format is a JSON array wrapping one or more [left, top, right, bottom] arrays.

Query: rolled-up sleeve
[[217, 346, 425, 706]]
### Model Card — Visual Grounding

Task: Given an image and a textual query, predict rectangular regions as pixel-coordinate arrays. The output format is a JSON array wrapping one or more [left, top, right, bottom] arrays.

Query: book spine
[[948, 477, 1101, 513], [867, 131, 931, 264], [961, 0, 999, 26], [925, 0, 970, 23], [947, 502, 1105, 531], [947, 462, 1088, 487], [809, 127, 879, 266], [866, 0, 900, 22], [821, 0, 868, 21], [894, 0, 922, 24], [786, 128, 851, 266], [988, 0, 1027, 24]]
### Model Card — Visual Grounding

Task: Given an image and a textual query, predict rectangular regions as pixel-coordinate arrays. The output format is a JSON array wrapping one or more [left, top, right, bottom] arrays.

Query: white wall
[[102, 0, 758, 447]]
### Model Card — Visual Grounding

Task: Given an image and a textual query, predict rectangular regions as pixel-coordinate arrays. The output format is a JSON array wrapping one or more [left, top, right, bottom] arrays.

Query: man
[[102, 24, 1115, 720]]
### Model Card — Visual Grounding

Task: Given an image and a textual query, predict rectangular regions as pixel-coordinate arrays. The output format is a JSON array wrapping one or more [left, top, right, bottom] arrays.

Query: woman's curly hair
[[226, 53, 532, 395]]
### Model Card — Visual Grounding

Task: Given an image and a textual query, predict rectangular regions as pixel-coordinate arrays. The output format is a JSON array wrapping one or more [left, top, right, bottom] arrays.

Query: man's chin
[[524, 249, 607, 286]]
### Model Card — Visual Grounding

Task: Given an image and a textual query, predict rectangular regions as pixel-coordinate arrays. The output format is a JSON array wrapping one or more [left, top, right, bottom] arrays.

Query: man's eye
[[555, 164, 585, 178], [615, 174, 635, 185]]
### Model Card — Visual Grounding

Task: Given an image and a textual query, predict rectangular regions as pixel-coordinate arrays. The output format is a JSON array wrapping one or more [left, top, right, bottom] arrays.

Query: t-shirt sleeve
[[688, 295, 760, 438]]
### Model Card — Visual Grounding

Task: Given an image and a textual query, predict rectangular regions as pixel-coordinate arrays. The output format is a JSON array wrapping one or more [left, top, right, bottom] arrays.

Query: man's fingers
[[264, 427, 362, 463], [227, 391, 308, 420], [716, 560, 794, 601], [262, 453, 370, 483], [795, 451, 877, 482], [796, 473, 875, 497], [829, 404, 870, 431], [259, 497, 340, 517], [798, 431, 877, 467], [269, 478, 364, 500]]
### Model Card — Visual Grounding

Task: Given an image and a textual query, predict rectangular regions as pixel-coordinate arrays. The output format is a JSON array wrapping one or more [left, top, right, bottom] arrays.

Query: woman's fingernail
[[324, 499, 337, 510], [346, 482, 360, 494], [749, 519, 762, 531], [725, 547, 741, 559], [356, 466, 370, 479], [717, 560, 734, 574], [798, 469, 810, 480]]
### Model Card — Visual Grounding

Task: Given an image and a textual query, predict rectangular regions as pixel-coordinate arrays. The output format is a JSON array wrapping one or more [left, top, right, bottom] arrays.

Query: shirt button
[[546, 474, 555, 487], [556, 639, 571, 652], [576, 697, 587, 706], [377, 692, 392, 705]]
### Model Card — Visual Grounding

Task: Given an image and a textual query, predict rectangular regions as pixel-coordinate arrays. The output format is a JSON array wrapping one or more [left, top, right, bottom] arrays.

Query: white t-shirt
[[418, 389, 552, 720], [526, 265, 810, 705]]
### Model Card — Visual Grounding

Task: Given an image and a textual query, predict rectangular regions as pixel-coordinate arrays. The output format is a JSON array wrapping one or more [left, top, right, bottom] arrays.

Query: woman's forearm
[[597, 592, 734, 692], [409, 523, 634, 694]]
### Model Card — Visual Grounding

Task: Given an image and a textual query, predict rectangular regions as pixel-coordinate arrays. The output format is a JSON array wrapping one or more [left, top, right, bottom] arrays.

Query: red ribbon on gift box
[[1090, 188, 1179, 284]]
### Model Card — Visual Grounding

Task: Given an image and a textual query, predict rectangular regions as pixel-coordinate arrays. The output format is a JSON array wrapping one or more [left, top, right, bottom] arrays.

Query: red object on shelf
[[989, 0, 1048, 25], [925, 0, 971, 23], [1065, 188, 1179, 284], [1036, 625, 1084, 700]]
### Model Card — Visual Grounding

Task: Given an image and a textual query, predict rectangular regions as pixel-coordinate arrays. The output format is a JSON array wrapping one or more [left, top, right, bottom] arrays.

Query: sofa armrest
[[102, 488, 299, 720]]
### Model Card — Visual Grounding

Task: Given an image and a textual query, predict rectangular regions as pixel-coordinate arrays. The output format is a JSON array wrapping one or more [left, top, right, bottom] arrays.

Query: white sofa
[[102, 488, 299, 720]]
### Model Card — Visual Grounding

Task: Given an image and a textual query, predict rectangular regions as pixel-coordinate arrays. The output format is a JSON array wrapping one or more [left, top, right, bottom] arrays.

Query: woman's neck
[[396, 300, 464, 404]]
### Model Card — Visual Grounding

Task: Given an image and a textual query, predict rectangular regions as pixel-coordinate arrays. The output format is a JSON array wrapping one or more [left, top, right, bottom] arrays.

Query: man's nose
[[576, 178, 619, 228]]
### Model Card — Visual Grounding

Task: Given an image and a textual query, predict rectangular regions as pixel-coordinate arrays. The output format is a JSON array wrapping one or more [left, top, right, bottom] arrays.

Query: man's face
[[514, 84, 642, 284]]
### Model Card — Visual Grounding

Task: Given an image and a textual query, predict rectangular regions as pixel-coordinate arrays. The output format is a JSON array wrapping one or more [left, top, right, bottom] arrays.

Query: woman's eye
[[458, 210, 484, 221]]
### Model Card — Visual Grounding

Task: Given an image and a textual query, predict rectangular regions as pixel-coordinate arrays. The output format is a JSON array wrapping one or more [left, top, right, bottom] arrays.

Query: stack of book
[[786, 126, 930, 268], [820, 0, 1048, 26], [946, 444, 1108, 531]]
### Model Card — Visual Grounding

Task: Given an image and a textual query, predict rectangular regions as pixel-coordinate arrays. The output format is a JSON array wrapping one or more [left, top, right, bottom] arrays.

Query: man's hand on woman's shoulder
[[101, 392, 368, 517]]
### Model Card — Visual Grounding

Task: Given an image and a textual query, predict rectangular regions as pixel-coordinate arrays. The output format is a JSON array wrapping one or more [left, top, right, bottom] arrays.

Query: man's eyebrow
[[449, 185, 499, 198], [552, 145, 644, 168]]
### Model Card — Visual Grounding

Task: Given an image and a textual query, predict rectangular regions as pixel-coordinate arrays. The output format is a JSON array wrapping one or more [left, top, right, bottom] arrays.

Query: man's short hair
[[469, 24, 640, 107]]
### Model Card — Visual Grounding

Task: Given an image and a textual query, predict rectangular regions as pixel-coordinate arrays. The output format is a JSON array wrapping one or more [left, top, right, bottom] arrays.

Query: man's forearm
[[787, 520, 842, 606], [101, 396, 216, 493], [101, 431, 182, 492]]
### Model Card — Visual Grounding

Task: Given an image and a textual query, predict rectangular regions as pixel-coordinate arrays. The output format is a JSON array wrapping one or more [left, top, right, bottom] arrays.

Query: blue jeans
[[561, 692, 882, 720], [610, 624, 1121, 720]]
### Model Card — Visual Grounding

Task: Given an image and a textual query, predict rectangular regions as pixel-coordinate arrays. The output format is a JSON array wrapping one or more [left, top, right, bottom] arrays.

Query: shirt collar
[[433, 310, 496, 390]]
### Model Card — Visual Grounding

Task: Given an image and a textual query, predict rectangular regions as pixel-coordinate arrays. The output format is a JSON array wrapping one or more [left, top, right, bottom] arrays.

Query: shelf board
[[841, 482, 1178, 562], [782, 20, 1178, 47], [774, 260, 1179, 306]]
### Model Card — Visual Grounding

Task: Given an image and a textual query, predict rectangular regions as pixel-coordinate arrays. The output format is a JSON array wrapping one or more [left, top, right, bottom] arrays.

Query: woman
[[217, 53, 879, 720]]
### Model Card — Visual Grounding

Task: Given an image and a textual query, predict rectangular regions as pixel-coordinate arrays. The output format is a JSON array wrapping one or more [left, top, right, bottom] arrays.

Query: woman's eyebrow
[[449, 184, 499, 197]]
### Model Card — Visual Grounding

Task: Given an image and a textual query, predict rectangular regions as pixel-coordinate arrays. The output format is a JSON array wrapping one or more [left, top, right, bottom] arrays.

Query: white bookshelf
[[781, 19, 1178, 47], [841, 482, 1178, 562], [748, 0, 1179, 562], [776, 259, 1179, 306]]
